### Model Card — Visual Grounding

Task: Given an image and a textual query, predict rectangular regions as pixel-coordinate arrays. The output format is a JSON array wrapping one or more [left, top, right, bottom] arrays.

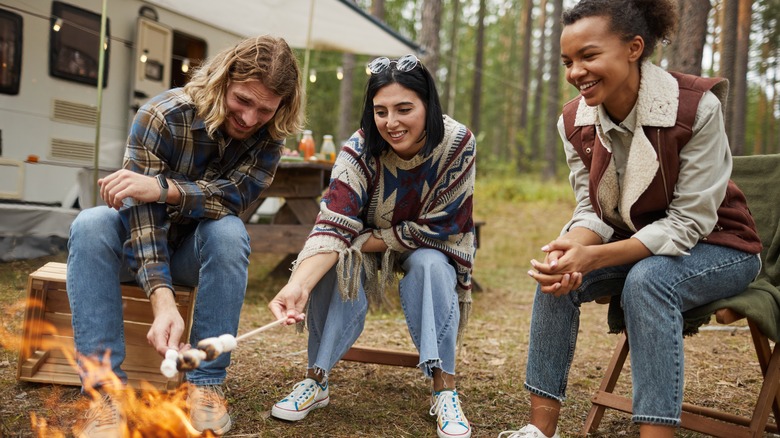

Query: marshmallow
[[160, 359, 178, 378], [197, 337, 224, 361], [177, 349, 207, 371], [218, 334, 237, 352]]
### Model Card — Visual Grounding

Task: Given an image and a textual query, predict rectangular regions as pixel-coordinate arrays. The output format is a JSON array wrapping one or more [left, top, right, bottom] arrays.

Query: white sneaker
[[188, 384, 232, 435], [75, 393, 126, 438], [498, 424, 560, 438], [430, 390, 471, 438], [271, 378, 330, 421]]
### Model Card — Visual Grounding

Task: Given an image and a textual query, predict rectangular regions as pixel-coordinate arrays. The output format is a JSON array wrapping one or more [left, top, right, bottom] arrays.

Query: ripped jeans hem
[[418, 358, 444, 378]]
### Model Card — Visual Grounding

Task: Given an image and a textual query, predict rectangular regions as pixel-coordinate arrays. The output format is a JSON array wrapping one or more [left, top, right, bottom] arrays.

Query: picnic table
[[241, 160, 332, 274]]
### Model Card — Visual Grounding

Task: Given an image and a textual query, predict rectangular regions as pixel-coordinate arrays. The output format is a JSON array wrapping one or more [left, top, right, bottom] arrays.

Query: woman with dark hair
[[500, 0, 761, 437], [269, 54, 476, 438]]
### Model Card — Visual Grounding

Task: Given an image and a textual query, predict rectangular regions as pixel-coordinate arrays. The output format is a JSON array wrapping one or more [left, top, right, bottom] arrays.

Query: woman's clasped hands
[[527, 238, 593, 297]]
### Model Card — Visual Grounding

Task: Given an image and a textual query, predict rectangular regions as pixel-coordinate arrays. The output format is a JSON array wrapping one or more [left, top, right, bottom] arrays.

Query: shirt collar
[[598, 102, 638, 135]]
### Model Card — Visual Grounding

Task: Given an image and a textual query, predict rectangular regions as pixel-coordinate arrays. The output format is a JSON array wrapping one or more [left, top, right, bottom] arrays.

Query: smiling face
[[372, 83, 427, 160], [560, 15, 644, 122], [222, 80, 282, 140]]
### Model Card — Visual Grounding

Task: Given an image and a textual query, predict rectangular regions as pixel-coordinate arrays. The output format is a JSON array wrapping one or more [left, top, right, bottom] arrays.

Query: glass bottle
[[321, 135, 336, 163], [298, 130, 315, 160]]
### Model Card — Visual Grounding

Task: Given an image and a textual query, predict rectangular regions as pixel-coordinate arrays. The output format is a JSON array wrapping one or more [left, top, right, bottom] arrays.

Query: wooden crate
[[16, 262, 197, 391]]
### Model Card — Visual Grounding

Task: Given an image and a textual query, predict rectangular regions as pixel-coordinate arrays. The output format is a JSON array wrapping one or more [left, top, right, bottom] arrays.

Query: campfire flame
[[2, 297, 215, 437]]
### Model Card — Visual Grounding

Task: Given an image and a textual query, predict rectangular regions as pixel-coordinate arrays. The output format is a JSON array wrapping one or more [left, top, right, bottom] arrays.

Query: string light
[[52, 17, 63, 32], [181, 58, 190, 73], [336, 66, 344, 80], [309, 69, 317, 83], [140, 49, 148, 63]]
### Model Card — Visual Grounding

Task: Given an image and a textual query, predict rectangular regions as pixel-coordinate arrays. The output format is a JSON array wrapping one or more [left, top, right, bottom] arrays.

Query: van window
[[49, 1, 110, 87], [0, 9, 22, 95], [171, 31, 207, 88]]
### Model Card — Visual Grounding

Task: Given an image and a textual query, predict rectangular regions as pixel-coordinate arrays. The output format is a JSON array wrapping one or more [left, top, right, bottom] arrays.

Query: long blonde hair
[[184, 35, 303, 140]]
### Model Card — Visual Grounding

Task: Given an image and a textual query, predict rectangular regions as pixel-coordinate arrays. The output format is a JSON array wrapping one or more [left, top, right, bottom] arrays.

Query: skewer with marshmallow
[[160, 317, 293, 378]]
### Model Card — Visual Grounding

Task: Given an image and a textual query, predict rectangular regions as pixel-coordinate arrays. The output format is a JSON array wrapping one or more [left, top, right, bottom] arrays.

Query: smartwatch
[[155, 174, 169, 204]]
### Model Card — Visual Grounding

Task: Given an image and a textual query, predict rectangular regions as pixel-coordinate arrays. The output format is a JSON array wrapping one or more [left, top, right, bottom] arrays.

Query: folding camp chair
[[582, 154, 780, 438]]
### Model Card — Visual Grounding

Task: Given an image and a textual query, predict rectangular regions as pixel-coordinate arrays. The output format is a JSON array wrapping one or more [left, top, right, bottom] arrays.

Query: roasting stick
[[235, 317, 288, 342], [160, 317, 294, 378]]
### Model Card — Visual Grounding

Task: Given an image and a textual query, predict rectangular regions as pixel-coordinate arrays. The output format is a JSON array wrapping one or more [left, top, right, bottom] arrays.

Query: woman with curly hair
[[500, 1, 762, 437]]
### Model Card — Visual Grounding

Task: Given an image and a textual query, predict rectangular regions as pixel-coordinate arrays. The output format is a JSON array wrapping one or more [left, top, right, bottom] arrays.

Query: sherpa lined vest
[[562, 72, 761, 254]]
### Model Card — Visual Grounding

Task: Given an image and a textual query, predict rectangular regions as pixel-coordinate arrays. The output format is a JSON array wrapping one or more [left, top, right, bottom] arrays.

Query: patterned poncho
[[293, 115, 477, 335]]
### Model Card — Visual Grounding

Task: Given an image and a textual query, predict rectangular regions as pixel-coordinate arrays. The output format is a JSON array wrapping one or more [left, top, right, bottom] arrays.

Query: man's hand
[[268, 282, 309, 326], [147, 287, 186, 356], [98, 169, 162, 209]]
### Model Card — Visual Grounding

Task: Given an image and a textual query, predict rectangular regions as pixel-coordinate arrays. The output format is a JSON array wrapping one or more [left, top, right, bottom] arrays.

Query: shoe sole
[[437, 428, 471, 438], [195, 416, 232, 436], [271, 397, 330, 421]]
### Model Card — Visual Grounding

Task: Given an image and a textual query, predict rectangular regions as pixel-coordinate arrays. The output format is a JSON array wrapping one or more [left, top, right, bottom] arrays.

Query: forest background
[[302, 0, 780, 181]]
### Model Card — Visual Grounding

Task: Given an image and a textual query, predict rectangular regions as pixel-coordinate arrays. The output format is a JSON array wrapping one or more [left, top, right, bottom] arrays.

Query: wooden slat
[[342, 346, 419, 368], [246, 224, 310, 253], [17, 262, 196, 390], [17, 350, 50, 378]]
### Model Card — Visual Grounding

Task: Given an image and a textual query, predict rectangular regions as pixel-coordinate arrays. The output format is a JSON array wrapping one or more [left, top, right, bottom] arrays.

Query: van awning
[[143, 0, 420, 57]]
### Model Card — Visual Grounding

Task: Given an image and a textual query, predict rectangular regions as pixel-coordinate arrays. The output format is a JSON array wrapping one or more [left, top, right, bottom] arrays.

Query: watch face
[[158, 174, 169, 188]]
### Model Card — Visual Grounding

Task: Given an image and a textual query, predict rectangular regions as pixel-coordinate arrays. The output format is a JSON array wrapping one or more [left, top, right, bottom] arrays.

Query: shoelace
[[85, 394, 121, 427], [195, 386, 224, 409], [288, 380, 320, 402], [429, 391, 464, 422]]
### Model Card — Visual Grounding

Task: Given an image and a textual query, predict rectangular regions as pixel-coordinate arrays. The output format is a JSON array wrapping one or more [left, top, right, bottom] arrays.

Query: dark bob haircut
[[359, 58, 444, 158]]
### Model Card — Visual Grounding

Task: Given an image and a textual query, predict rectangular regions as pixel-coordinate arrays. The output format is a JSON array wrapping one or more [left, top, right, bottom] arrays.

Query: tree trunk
[[504, 1, 520, 163], [470, 0, 487, 135], [443, 0, 460, 116], [772, 50, 779, 154], [543, 0, 563, 180], [372, 0, 385, 21], [515, 0, 534, 171], [719, 0, 738, 146], [530, 0, 548, 162], [337, 53, 356, 144], [730, 0, 753, 156], [420, 0, 443, 74], [518, 0, 533, 131], [669, 0, 710, 75], [336, 0, 360, 145]]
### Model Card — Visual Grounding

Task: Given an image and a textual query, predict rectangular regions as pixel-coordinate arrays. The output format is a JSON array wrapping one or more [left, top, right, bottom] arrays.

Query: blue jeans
[[524, 243, 760, 426], [66, 206, 250, 388], [307, 248, 460, 379]]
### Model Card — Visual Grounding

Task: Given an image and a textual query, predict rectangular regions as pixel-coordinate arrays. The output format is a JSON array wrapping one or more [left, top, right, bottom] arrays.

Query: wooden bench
[[16, 262, 197, 390]]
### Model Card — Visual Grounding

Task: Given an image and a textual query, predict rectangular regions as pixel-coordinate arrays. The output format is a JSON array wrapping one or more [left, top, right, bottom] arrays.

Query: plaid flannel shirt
[[120, 88, 282, 296]]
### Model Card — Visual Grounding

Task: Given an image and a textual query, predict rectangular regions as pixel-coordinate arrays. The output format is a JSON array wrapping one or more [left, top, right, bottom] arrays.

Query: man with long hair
[[66, 35, 303, 437]]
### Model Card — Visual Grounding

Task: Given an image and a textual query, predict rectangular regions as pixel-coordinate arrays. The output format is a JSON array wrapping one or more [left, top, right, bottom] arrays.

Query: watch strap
[[156, 174, 169, 204]]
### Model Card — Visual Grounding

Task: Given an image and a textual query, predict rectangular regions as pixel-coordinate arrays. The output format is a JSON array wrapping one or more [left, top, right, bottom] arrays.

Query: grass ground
[[0, 176, 774, 437]]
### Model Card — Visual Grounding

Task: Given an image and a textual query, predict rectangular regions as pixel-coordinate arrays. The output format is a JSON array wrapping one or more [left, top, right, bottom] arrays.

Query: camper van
[[0, 0, 265, 207], [0, 0, 418, 208]]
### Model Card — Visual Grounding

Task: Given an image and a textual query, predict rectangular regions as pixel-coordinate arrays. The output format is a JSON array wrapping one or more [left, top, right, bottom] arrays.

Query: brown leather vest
[[562, 72, 761, 254]]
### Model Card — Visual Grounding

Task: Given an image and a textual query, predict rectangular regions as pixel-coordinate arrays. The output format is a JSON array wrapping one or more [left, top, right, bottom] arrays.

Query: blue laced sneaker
[[271, 378, 330, 421], [429, 390, 471, 438]]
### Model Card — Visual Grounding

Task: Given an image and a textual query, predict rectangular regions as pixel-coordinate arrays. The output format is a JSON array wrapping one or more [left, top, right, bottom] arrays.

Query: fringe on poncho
[[291, 115, 477, 341]]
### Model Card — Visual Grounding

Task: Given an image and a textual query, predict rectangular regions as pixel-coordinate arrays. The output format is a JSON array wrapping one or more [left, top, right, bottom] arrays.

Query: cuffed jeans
[[307, 248, 460, 379], [525, 242, 760, 426], [66, 206, 250, 388]]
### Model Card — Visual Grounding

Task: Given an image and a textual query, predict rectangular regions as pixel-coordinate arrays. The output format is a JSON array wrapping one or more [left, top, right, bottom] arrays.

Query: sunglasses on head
[[367, 54, 420, 75]]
